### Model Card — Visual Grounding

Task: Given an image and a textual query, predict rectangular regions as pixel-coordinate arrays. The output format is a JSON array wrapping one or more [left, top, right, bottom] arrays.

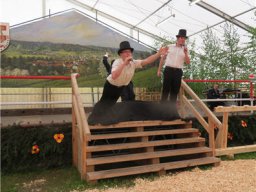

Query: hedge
[[1, 114, 255, 173], [1, 124, 72, 173]]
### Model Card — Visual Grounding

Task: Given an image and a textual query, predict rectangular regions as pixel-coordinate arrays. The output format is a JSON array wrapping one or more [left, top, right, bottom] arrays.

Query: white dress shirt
[[164, 44, 187, 69], [107, 58, 142, 86]]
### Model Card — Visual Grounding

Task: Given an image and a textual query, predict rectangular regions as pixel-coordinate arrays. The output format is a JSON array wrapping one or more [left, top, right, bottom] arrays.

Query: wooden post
[[208, 119, 216, 156], [222, 112, 229, 148], [91, 87, 95, 105], [215, 124, 224, 149], [72, 91, 78, 167], [81, 135, 88, 180], [214, 106, 256, 149], [178, 87, 185, 119]]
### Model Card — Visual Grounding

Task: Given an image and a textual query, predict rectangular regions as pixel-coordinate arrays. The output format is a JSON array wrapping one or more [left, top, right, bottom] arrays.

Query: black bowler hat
[[118, 41, 134, 55], [176, 29, 188, 38]]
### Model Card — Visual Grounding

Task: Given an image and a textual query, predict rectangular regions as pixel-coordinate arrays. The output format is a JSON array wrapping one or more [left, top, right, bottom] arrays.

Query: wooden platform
[[85, 120, 220, 182]]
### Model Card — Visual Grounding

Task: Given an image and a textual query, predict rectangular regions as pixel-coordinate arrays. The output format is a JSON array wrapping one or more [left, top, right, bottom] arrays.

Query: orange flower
[[227, 132, 233, 140], [31, 145, 40, 154], [54, 133, 64, 143], [241, 120, 247, 128]]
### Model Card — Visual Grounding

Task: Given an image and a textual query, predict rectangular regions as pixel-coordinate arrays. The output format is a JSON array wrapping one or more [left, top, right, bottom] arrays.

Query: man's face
[[120, 49, 132, 59], [177, 36, 186, 45], [214, 84, 219, 90]]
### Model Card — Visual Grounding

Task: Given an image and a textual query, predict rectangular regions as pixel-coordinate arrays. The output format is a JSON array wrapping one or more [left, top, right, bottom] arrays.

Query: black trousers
[[161, 66, 183, 103], [208, 101, 225, 111], [92, 81, 124, 115], [120, 81, 135, 101]]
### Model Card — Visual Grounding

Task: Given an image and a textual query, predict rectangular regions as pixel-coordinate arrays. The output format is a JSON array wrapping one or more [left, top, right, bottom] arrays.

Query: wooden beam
[[222, 112, 229, 148], [181, 80, 222, 130], [71, 74, 91, 136], [87, 137, 205, 152], [72, 95, 78, 168], [208, 119, 215, 155], [89, 128, 198, 140], [182, 95, 209, 133], [89, 119, 186, 129], [215, 145, 256, 156], [215, 105, 256, 113]]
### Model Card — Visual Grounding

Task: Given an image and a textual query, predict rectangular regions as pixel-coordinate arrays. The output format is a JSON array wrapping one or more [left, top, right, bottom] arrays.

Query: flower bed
[[193, 113, 256, 146], [1, 124, 72, 173], [1, 114, 255, 173]]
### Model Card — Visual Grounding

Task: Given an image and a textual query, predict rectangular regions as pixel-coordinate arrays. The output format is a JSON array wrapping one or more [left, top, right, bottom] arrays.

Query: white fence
[[0, 87, 147, 109], [1, 87, 254, 110], [0, 87, 103, 109]]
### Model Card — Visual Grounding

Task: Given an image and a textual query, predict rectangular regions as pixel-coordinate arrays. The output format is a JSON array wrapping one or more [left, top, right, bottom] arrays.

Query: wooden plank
[[87, 147, 212, 165], [72, 96, 83, 142], [71, 74, 91, 137], [182, 96, 209, 133], [208, 119, 215, 155], [89, 128, 198, 140], [222, 112, 229, 148], [215, 144, 256, 156], [72, 95, 78, 168], [87, 137, 205, 152], [215, 105, 256, 113], [87, 157, 220, 180], [181, 80, 222, 129], [89, 119, 186, 129], [81, 135, 88, 180], [178, 87, 186, 118]]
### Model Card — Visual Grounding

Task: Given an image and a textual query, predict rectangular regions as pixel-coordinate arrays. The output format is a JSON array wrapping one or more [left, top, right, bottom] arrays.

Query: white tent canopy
[[1, 0, 255, 50]]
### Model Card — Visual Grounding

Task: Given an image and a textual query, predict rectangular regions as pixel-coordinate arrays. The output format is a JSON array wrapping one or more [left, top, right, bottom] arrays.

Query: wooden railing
[[214, 105, 256, 154], [71, 73, 91, 179], [179, 80, 223, 153]]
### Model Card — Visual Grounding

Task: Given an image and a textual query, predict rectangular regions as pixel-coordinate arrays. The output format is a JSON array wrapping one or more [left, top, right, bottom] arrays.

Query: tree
[[183, 40, 199, 79], [222, 22, 247, 81], [243, 11, 256, 78], [199, 28, 223, 80]]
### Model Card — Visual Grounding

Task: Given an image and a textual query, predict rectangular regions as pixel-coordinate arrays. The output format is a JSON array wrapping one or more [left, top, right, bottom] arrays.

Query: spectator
[[207, 84, 225, 111]]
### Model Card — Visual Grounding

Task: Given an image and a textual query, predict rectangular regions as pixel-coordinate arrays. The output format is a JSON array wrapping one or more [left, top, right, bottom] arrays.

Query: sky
[[1, 0, 255, 50]]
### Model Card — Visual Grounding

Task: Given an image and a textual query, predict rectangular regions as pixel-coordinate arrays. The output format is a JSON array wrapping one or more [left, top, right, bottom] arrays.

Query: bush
[[228, 114, 256, 146], [1, 124, 72, 173], [193, 114, 256, 146]]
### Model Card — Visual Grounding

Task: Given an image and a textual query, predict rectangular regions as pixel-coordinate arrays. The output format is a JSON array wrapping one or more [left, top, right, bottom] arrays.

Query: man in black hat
[[157, 29, 190, 103], [102, 52, 135, 101], [91, 41, 168, 116]]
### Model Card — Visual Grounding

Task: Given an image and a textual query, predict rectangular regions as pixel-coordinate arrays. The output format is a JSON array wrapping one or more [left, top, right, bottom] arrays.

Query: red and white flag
[[0, 22, 10, 52]]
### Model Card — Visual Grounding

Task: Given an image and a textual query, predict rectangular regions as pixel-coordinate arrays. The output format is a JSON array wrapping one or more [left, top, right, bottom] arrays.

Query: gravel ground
[[82, 159, 256, 192]]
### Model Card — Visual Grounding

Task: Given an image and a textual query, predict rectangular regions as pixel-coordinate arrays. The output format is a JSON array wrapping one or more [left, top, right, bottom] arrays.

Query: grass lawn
[[1, 152, 256, 192]]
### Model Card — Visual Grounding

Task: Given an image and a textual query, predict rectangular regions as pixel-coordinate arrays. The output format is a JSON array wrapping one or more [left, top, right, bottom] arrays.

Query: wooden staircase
[[71, 75, 222, 183], [86, 120, 220, 182]]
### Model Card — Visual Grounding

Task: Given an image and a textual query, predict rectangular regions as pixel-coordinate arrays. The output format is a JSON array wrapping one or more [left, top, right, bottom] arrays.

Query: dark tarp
[[87, 101, 180, 125]]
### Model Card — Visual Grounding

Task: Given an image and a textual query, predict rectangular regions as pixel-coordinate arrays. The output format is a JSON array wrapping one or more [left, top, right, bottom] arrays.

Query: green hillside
[[1, 67, 162, 91], [133, 66, 161, 91], [1, 40, 159, 89]]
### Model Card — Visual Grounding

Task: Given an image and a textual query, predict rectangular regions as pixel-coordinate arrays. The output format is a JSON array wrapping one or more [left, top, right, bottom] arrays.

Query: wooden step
[[89, 128, 199, 140], [89, 119, 189, 130], [87, 157, 220, 180], [87, 147, 212, 165], [87, 137, 205, 152]]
